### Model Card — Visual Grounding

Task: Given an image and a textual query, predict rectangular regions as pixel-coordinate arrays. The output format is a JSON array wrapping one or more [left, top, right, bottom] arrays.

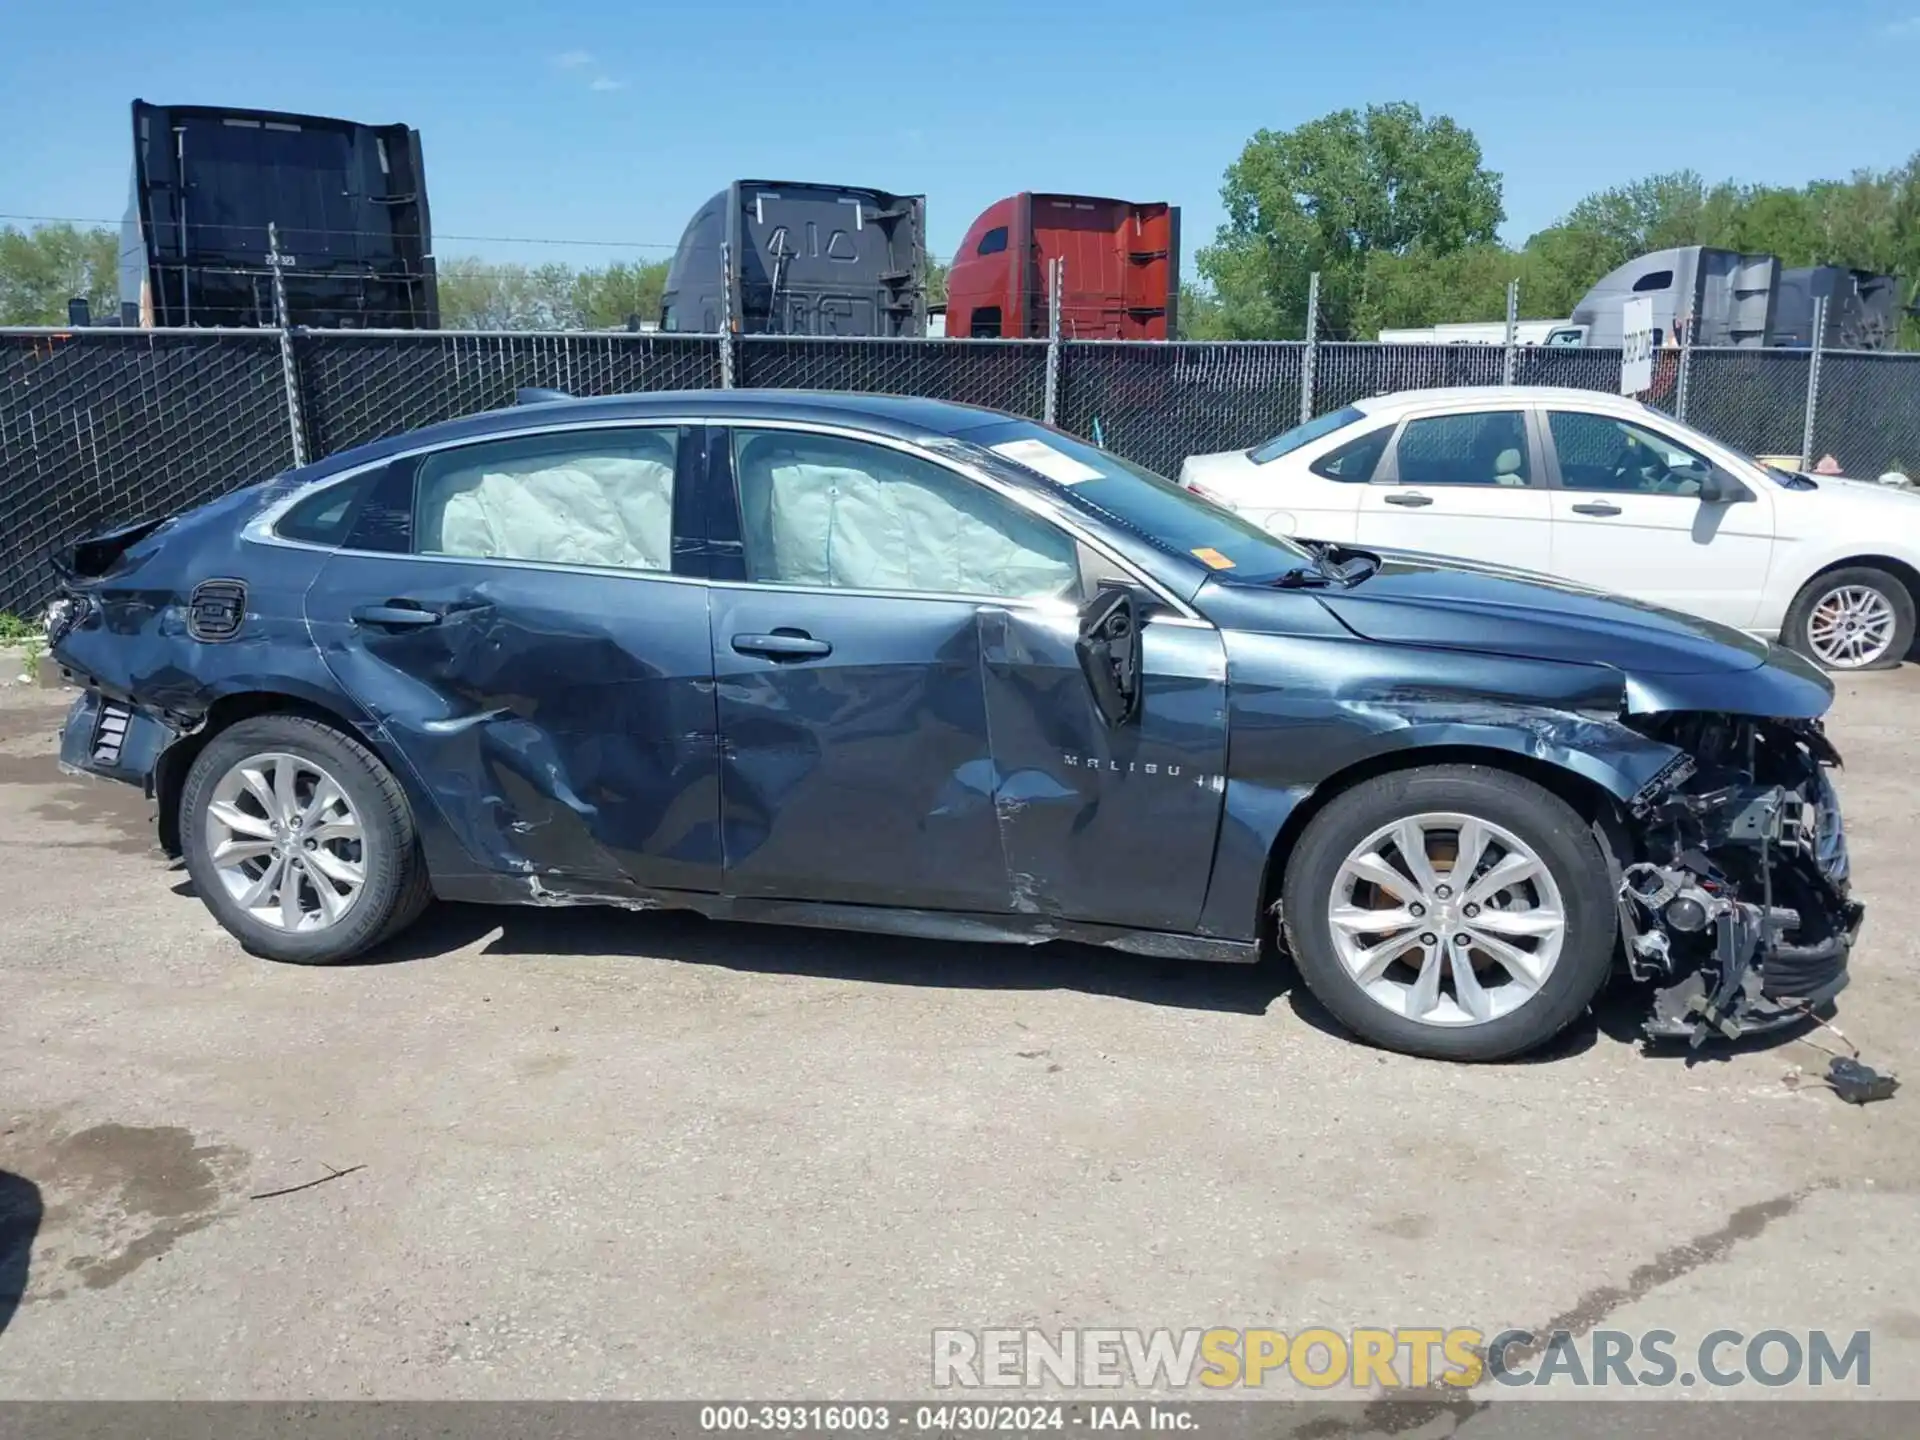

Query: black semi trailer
[[660, 180, 927, 336], [121, 99, 438, 328]]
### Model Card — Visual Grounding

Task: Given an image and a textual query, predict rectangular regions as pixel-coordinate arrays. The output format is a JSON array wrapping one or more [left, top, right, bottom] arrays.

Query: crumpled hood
[[1263, 549, 1835, 718], [1312, 550, 1772, 675]]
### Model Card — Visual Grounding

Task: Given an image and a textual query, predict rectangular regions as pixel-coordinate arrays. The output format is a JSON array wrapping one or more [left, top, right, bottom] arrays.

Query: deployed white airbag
[[422, 445, 675, 572], [738, 435, 1077, 599]]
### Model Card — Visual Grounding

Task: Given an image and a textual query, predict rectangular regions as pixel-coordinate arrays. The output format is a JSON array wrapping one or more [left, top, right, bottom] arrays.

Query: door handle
[[732, 631, 832, 661], [351, 603, 441, 629], [1571, 502, 1624, 517], [1383, 492, 1433, 507]]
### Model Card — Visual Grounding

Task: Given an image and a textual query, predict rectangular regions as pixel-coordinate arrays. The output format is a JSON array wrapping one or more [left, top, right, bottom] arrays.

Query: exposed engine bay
[[1619, 714, 1864, 1050]]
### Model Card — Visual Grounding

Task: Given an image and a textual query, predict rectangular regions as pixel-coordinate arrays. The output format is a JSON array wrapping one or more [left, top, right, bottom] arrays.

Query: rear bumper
[[58, 690, 178, 791]]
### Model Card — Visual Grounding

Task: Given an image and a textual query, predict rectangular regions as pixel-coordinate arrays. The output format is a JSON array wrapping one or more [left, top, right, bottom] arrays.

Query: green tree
[[0, 223, 121, 324], [571, 259, 671, 328], [1198, 102, 1505, 339]]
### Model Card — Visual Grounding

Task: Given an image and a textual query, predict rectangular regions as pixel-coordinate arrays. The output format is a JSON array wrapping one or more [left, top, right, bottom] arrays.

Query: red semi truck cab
[[945, 193, 1179, 340]]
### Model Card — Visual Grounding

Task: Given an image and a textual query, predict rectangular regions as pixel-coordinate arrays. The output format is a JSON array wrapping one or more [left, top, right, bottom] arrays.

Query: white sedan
[[1179, 386, 1920, 670]]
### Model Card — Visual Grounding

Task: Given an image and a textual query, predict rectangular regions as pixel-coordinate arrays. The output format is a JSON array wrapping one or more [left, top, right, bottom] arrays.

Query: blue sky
[[4, 0, 1918, 271]]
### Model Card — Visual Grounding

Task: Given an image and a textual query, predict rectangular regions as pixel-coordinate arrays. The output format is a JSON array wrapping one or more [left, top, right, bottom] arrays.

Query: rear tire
[[1281, 765, 1616, 1061], [1782, 566, 1913, 671], [180, 714, 431, 964]]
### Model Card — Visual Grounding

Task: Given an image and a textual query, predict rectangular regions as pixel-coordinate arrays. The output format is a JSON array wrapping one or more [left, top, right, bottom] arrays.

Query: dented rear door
[[302, 424, 722, 894]]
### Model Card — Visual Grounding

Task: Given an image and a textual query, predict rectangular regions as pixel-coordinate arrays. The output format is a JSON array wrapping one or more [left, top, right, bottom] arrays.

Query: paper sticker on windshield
[[989, 438, 1105, 485], [1191, 547, 1237, 570]]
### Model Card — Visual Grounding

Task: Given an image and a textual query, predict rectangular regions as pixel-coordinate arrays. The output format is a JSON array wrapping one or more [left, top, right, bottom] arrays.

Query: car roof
[[1353, 386, 1651, 416], [299, 389, 1025, 480]]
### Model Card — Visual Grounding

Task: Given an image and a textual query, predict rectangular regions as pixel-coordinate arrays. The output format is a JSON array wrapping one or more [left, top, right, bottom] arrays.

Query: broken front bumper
[[1628, 763, 1863, 1045], [58, 689, 175, 790]]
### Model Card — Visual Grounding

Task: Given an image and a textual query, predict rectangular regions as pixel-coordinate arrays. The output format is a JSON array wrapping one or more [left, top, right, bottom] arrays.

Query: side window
[[1310, 426, 1392, 482], [1548, 412, 1713, 496], [969, 306, 1003, 338], [414, 428, 678, 571], [976, 226, 1009, 255], [1391, 411, 1531, 488], [730, 429, 1080, 601], [276, 471, 374, 545]]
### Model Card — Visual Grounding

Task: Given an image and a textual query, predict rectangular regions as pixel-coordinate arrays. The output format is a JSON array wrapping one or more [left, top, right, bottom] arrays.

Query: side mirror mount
[[1075, 585, 1144, 729], [1697, 469, 1753, 504]]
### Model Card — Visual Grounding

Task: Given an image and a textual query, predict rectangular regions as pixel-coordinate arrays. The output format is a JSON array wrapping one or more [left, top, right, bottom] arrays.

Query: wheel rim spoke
[[1465, 849, 1539, 904], [237, 854, 285, 909], [1330, 903, 1417, 937], [1350, 930, 1425, 986], [1406, 941, 1444, 1018], [1465, 928, 1550, 991], [1392, 820, 1442, 895], [1450, 817, 1490, 889], [207, 800, 273, 840], [1450, 947, 1494, 1022], [1345, 850, 1418, 902], [1466, 905, 1562, 939], [304, 847, 365, 888]]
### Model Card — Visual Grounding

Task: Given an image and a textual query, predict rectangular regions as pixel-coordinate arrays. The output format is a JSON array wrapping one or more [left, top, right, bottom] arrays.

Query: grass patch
[[0, 612, 46, 670]]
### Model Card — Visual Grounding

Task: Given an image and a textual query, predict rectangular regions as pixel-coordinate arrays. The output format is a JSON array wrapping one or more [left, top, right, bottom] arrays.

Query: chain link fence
[[294, 332, 723, 457], [1056, 342, 1305, 476], [736, 337, 1049, 419], [5, 325, 1920, 616], [0, 330, 295, 615]]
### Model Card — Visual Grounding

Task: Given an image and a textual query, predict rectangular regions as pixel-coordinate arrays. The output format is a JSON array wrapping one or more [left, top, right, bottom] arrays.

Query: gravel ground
[[0, 672, 1916, 1407]]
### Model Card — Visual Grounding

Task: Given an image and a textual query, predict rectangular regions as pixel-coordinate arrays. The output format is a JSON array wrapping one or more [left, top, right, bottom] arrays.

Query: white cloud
[[552, 49, 594, 67], [1885, 14, 1920, 34], [588, 76, 625, 91]]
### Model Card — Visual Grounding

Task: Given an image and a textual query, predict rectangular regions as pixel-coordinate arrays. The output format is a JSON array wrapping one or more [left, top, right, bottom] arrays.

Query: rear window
[[1248, 406, 1365, 464], [1310, 426, 1392, 481], [957, 420, 1309, 584], [275, 472, 373, 546]]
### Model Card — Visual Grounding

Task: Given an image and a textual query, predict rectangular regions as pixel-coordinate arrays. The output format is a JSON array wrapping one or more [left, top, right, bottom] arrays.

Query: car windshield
[[1247, 406, 1365, 464], [954, 420, 1311, 582]]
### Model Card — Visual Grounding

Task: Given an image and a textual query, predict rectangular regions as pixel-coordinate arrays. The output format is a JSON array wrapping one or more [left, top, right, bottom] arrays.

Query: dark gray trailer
[[1564, 245, 1905, 350], [660, 181, 927, 336], [121, 99, 438, 328]]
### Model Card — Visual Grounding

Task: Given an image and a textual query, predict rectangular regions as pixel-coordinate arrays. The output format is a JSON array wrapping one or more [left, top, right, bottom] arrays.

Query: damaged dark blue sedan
[[47, 391, 1862, 1060]]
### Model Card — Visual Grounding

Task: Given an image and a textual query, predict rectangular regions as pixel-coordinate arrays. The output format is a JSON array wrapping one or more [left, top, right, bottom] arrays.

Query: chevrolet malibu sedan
[[48, 391, 1860, 1060], [1179, 386, 1920, 671]]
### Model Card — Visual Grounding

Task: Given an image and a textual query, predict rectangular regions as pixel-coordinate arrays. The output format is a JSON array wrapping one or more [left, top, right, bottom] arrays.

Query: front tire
[[180, 714, 432, 964], [1281, 765, 1616, 1061], [1782, 566, 1913, 672]]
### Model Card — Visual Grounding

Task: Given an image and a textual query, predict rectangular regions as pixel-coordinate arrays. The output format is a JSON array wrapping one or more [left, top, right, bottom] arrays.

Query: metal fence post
[[1501, 279, 1520, 386], [1675, 326, 1694, 424], [1801, 294, 1828, 466], [718, 240, 736, 388], [1043, 257, 1063, 426], [1299, 271, 1320, 425], [267, 222, 308, 467]]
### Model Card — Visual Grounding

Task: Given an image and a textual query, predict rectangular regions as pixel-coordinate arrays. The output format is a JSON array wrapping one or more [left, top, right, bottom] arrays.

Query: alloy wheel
[[203, 751, 366, 932], [1327, 811, 1565, 1028], [1806, 584, 1898, 669]]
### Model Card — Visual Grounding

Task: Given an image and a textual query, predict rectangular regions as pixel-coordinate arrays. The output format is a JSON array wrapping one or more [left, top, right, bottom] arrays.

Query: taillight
[[1187, 479, 1232, 507]]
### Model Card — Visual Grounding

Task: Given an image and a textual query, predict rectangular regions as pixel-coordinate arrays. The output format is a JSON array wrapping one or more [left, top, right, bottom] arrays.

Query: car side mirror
[[1698, 470, 1751, 504], [1075, 585, 1144, 728]]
